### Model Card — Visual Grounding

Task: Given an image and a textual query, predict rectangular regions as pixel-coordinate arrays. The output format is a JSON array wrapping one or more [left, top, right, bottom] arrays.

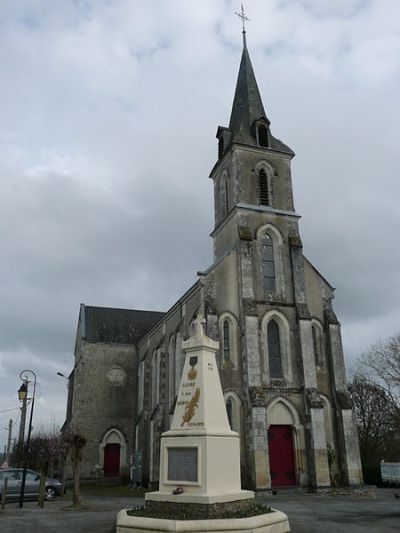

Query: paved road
[[0, 494, 140, 533], [256, 489, 400, 533], [0, 488, 398, 532]]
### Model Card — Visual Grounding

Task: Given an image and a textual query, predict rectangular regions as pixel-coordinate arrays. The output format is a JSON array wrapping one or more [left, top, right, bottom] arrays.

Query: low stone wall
[[116, 508, 290, 533], [144, 497, 256, 519], [317, 485, 376, 497]]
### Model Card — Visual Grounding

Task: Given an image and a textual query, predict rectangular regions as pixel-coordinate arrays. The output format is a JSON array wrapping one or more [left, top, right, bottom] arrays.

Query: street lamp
[[18, 369, 37, 508], [18, 382, 28, 401], [17, 382, 29, 468]]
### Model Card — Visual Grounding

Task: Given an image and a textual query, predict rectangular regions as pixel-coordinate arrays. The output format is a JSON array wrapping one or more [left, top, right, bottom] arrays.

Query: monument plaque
[[167, 447, 198, 482]]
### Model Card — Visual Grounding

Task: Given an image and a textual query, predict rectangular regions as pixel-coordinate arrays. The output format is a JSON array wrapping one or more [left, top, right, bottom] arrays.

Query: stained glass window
[[268, 319, 282, 378], [223, 319, 230, 361], [226, 399, 233, 429], [261, 233, 275, 290], [312, 325, 322, 367]]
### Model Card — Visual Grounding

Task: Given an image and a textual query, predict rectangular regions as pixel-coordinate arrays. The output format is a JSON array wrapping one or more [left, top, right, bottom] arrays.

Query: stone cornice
[[210, 203, 300, 239]]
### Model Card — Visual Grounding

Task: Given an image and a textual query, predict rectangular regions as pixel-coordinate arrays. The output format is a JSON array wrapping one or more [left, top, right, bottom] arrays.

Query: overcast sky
[[1, 0, 399, 451]]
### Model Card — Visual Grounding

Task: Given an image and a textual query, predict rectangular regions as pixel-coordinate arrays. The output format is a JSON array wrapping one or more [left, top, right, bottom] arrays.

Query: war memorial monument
[[116, 316, 290, 532]]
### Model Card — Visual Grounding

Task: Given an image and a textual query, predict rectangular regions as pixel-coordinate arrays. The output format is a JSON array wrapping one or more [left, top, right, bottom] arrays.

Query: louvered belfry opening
[[218, 137, 224, 160], [258, 125, 269, 147], [259, 168, 270, 206]]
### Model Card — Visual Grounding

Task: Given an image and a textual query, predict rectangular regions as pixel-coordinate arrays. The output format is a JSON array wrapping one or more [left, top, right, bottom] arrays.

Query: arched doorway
[[104, 443, 121, 477], [267, 398, 301, 487], [100, 428, 126, 478], [268, 425, 296, 486]]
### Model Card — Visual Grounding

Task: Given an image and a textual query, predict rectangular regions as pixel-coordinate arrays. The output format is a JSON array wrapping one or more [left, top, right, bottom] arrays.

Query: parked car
[[0, 468, 63, 501]]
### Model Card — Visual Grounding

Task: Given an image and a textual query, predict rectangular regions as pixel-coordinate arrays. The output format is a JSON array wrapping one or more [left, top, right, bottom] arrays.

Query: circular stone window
[[107, 367, 127, 387]]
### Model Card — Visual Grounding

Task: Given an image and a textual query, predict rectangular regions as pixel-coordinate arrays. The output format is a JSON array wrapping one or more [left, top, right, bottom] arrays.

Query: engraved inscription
[[167, 447, 198, 482]]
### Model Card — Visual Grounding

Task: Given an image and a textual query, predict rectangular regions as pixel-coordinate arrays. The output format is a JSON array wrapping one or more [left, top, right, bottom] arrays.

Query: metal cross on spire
[[235, 4, 249, 47]]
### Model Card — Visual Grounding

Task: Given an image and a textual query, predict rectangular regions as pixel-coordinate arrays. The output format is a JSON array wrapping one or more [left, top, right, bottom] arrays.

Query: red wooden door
[[268, 425, 296, 486], [104, 443, 121, 477]]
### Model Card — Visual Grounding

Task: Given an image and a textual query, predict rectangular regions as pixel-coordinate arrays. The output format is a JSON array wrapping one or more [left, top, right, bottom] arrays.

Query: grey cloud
[[1, 0, 399, 449]]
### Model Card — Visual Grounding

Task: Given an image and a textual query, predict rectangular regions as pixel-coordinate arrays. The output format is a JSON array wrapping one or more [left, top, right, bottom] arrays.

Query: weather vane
[[235, 4, 249, 33]]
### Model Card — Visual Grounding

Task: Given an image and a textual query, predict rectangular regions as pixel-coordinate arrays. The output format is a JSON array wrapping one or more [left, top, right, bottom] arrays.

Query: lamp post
[[18, 369, 37, 508], [18, 381, 28, 457]]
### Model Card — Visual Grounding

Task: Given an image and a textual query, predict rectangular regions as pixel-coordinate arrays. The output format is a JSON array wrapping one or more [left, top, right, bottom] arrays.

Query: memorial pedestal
[[116, 317, 290, 533]]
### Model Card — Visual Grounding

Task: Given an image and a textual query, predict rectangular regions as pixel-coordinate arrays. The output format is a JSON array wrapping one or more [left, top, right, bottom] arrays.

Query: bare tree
[[361, 334, 400, 406], [351, 334, 400, 483], [11, 429, 66, 478], [64, 433, 87, 509], [349, 376, 399, 464]]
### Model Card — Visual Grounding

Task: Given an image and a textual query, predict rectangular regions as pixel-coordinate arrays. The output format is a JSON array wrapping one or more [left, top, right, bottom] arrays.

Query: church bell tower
[[205, 23, 363, 490], [210, 27, 296, 262]]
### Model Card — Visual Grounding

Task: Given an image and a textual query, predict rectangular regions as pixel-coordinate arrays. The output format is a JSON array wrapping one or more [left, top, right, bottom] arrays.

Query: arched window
[[226, 399, 233, 429], [258, 125, 269, 147], [312, 325, 319, 366], [312, 324, 323, 367], [262, 310, 292, 383], [138, 360, 145, 413], [224, 392, 242, 434], [218, 313, 238, 369], [220, 175, 229, 216], [259, 168, 270, 206], [261, 233, 275, 291], [151, 350, 160, 408], [268, 319, 282, 378], [224, 177, 229, 214], [168, 335, 176, 407], [223, 319, 230, 361]]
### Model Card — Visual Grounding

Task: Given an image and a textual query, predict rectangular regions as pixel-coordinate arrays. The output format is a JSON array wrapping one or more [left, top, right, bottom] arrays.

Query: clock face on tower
[[106, 367, 127, 387]]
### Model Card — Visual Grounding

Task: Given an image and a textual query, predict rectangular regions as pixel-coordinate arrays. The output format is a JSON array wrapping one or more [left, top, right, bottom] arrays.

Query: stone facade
[[64, 38, 363, 490], [63, 305, 163, 480]]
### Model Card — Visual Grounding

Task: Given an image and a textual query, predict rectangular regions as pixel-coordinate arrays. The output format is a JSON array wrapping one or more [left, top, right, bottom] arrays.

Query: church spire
[[229, 6, 269, 146], [214, 8, 294, 161], [228, 41, 269, 145]]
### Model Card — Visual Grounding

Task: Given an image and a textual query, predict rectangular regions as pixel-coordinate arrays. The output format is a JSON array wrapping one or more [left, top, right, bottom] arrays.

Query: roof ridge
[[84, 304, 164, 314]]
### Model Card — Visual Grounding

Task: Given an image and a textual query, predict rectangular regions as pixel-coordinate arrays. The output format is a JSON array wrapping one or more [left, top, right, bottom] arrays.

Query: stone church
[[63, 32, 363, 491]]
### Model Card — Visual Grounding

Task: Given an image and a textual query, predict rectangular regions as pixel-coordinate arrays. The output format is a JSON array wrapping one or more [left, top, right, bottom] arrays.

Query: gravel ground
[[0, 488, 399, 532], [256, 488, 400, 533]]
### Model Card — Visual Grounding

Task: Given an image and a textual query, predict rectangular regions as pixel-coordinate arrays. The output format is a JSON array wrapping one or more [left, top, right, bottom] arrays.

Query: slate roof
[[82, 305, 165, 345], [229, 45, 267, 144], [227, 39, 294, 156]]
